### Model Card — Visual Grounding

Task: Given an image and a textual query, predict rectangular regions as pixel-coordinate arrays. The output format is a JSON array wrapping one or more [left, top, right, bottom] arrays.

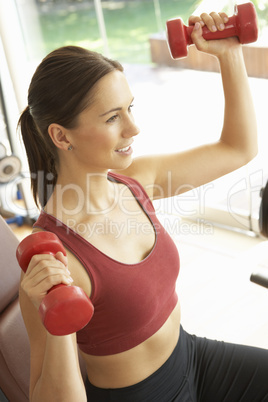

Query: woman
[[18, 9, 268, 402]]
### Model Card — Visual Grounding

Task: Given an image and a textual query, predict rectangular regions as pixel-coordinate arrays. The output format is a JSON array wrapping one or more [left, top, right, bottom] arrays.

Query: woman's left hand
[[189, 12, 240, 58]]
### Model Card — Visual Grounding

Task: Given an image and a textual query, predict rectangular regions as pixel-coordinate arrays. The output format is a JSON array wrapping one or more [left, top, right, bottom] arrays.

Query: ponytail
[[17, 106, 57, 208]]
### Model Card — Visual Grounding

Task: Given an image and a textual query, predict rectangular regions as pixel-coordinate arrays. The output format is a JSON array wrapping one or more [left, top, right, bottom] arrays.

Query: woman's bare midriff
[[80, 301, 181, 389]]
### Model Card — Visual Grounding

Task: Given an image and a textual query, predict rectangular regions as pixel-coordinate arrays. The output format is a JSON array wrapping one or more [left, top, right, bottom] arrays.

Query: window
[[0, 0, 267, 236]]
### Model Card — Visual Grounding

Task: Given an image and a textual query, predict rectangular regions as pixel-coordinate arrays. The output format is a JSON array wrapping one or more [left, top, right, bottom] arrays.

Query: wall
[[150, 33, 268, 79]]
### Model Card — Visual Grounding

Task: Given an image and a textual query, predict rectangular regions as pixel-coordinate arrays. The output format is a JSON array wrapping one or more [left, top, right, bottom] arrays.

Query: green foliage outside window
[[36, 0, 268, 64]]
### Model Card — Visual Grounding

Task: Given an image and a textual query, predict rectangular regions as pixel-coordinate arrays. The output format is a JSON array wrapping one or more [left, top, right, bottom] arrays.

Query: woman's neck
[[44, 170, 119, 221]]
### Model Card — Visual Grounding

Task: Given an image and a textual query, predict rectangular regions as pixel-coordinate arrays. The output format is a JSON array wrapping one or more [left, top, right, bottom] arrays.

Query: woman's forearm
[[31, 333, 87, 402], [218, 46, 258, 163]]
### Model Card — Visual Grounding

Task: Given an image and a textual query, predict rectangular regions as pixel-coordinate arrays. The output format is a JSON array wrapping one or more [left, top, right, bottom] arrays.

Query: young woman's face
[[68, 70, 140, 172]]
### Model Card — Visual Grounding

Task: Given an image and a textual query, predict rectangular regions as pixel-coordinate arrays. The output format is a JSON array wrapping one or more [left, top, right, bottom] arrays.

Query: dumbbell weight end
[[40, 285, 94, 335]]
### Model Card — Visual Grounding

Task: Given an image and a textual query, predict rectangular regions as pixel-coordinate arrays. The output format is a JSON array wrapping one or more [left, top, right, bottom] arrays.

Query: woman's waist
[[82, 301, 181, 389]]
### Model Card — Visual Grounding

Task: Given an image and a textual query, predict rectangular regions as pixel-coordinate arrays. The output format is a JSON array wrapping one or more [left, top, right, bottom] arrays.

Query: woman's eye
[[106, 104, 134, 123], [107, 115, 118, 123]]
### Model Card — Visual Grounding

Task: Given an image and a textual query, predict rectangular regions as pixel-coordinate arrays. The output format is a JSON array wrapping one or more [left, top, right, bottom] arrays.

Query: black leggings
[[85, 326, 268, 401]]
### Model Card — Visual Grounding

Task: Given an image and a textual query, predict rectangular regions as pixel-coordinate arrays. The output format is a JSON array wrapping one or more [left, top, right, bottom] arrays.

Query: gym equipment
[[0, 142, 38, 225], [259, 180, 268, 238], [0, 155, 21, 183], [250, 269, 268, 289], [0, 175, 37, 225], [249, 181, 268, 289], [0, 142, 24, 224], [0, 142, 21, 184], [0, 143, 7, 159], [16, 231, 94, 335], [166, 2, 258, 59], [5, 215, 24, 226]]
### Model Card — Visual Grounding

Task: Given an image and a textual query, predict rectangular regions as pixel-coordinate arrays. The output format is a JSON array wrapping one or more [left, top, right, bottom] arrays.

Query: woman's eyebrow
[[99, 97, 134, 117], [99, 107, 122, 117]]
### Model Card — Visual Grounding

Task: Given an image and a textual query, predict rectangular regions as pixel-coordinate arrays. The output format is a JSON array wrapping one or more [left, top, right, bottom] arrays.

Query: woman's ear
[[48, 123, 72, 151]]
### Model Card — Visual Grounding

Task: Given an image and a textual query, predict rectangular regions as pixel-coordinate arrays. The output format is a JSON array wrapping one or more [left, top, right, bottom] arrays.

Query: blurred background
[[1, 0, 268, 235]]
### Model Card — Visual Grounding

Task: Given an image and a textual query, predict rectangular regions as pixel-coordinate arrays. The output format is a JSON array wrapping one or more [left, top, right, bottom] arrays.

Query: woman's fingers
[[189, 15, 205, 27], [200, 12, 225, 32], [189, 12, 229, 31], [27, 262, 73, 288], [20, 253, 73, 309], [54, 251, 68, 266]]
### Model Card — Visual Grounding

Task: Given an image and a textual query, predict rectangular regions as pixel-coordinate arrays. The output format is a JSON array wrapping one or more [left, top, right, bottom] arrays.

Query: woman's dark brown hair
[[17, 46, 123, 208]]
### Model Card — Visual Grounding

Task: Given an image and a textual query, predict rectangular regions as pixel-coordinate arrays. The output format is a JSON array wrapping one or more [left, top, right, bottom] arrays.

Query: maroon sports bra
[[34, 172, 180, 356]]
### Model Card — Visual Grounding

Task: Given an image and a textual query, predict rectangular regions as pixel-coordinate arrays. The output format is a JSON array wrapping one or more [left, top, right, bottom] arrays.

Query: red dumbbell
[[166, 2, 258, 59], [16, 231, 94, 336]]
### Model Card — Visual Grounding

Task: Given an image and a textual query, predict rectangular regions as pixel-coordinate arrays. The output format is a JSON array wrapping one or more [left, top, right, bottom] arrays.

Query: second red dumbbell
[[166, 2, 258, 59], [16, 231, 94, 336]]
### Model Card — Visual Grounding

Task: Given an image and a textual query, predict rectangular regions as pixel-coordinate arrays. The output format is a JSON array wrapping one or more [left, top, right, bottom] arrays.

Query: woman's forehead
[[93, 70, 132, 106]]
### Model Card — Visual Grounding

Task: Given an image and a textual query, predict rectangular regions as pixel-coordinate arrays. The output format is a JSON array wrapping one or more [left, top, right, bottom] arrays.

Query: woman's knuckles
[[28, 254, 55, 269]]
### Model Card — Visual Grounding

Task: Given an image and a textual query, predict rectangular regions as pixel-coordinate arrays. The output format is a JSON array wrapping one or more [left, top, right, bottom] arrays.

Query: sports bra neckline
[[42, 173, 158, 267]]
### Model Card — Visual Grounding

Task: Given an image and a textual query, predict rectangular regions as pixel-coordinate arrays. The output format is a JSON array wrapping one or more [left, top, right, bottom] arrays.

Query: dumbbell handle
[[186, 15, 239, 45]]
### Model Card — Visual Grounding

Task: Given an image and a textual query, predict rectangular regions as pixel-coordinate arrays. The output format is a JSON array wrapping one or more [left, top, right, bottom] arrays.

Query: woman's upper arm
[[118, 140, 246, 200]]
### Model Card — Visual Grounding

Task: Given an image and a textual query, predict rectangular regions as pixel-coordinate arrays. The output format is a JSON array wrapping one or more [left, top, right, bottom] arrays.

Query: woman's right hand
[[189, 12, 240, 59], [20, 252, 73, 310]]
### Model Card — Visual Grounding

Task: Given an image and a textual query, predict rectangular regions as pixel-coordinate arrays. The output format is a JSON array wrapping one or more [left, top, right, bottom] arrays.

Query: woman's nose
[[123, 116, 140, 138]]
